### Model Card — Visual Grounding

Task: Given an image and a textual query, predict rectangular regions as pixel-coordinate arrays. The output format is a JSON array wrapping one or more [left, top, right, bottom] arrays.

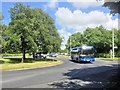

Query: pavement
[[1, 56, 120, 89]]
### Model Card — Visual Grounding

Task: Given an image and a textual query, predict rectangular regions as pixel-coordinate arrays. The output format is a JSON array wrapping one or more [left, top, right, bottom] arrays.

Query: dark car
[[35, 52, 47, 59]]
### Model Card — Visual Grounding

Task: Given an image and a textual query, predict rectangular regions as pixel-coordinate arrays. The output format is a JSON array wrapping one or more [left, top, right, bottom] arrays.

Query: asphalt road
[[2, 56, 119, 88]]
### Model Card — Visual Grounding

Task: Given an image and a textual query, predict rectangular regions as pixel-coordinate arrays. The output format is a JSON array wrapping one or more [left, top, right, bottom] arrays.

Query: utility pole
[[69, 36, 71, 56], [110, 13, 115, 59], [112, 29, 115, 59]]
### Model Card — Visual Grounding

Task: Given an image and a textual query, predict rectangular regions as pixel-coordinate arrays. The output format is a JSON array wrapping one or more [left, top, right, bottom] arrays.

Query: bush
[[115, 51, 120, 57], [95, 53, 110, 58]]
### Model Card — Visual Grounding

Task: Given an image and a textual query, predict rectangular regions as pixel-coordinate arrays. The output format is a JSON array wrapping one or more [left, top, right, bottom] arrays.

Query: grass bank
[[59, 55, 70, 58], [100, 58, 120, 61], [1, 53, 23, 56], [0, 58, 62, 70]]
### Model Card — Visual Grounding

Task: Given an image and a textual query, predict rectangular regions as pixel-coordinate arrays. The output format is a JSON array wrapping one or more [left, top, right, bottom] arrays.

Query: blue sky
[[1, 0, 119, 49]]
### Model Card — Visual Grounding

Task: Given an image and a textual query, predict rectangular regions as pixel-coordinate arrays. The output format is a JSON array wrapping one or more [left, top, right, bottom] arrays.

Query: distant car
[[41, 54, 47, 59], [49, 53, 58, 57], [35, 52, 47, 59], [64, 53, 68, 55]]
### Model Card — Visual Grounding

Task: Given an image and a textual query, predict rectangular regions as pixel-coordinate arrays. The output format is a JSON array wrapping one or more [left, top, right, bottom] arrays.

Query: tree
[[103, 0, 120, 15], [66, 26, 118, 53], [66, 32, 83, 51], [0, 12, 3, 53], [102, 0, 120, 55], [8, 3, 62, 62], [26, 8, 62, 54], [9, 3, 38, 62]]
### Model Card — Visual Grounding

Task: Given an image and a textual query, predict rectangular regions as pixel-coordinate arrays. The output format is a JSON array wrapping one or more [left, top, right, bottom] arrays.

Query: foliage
[[2, 3, 62, 62], [0, 12, 3, 53], [103, 1, 120, 15], [0, 12, 4, 20], [60, 49, 67, 53], [102, 0, 120, 57], [2, 25, 21, 53], [66, 32, 83, 50], [95, 53, 110, 58], [118, 30, 120, 51], [66, 26, 119, 54], [116, 51, 120, 57]]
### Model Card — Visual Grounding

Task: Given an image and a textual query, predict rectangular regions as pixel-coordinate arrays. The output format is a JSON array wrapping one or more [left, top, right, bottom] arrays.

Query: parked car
[[49, 53, 58, 57], [35, 52, 47, 59]]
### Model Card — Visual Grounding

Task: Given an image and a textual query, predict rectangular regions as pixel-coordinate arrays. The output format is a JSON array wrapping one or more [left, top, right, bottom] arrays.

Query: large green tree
[[0, 12, 3, 53], [9, 3, 38, 62], [8, 3, 61, 62], [66, 26, 118, 53], [83, 26, 118, 53], [102, 0, 120, 54], [66, 32, 83, 50]]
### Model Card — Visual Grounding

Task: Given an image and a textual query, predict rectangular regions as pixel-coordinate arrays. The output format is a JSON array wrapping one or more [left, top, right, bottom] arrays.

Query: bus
[[70, 46, 95, 63]]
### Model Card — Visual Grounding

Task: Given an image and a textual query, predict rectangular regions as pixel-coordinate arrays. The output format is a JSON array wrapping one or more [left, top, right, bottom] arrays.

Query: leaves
[[66, 26, 119, 53], [103, 1, 120, 15], [2, 3, 62, 61]]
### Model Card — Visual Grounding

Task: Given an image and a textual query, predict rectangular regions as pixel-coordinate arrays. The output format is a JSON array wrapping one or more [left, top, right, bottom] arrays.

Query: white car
[[49, 53, 58, 57]]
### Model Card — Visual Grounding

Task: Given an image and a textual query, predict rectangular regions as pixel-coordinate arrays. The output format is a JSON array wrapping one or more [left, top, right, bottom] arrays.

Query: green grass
[[100, 58, 120, 61], [58, 55, 70, 58], [0, 58, 62, 70], [1, 53, 30, 57]]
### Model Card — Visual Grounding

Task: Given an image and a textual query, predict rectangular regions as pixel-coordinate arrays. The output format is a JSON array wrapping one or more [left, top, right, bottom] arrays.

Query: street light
[[69, 36, 71, 56], [109, 13, 115, 59], [69, 33, 71, 57], [112, 28, 115, 59]]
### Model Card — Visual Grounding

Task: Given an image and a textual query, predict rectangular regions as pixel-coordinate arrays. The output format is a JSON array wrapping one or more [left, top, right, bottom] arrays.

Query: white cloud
[[67, 0, 104, 8], [55, 7, 118, 30], [47, 0, 58, 9], [55, 7, 118, 49], [58, 29, 71, 50], [104, 14, 118, 30]]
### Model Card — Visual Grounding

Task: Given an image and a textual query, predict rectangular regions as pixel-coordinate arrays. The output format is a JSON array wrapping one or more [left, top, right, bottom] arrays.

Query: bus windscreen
[[81, 48, 94, 55]]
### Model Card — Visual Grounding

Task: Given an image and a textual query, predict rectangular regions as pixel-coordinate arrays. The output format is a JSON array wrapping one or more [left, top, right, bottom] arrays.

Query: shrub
[[95, 53, 110, 58]]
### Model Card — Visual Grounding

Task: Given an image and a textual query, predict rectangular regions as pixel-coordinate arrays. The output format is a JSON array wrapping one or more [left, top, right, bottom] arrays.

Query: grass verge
[[100, 58, 120, 61], [0, 58, 62, 70], [58, 55, 70, 58]]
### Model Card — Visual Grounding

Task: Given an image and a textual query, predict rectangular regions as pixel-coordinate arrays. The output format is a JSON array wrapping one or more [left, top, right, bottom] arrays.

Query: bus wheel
[[76, 58, 79, 61], [71, 57, 73, 60], [90, 61, 94, 63]]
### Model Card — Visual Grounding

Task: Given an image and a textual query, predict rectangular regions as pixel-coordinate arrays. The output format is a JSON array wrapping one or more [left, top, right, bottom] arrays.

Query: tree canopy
[[102, 0, 120, 56], [2, 3, 62, 62], [66, 26, 118, 53], [103, 0, 120, 15]]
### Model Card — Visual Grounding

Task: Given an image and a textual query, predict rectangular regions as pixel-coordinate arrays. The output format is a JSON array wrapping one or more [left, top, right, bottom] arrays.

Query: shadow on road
[[49, 64, 120, 89]]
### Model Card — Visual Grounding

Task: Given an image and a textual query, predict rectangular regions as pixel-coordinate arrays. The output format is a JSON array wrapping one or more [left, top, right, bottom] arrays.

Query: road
[[2, 56, 119, 88]]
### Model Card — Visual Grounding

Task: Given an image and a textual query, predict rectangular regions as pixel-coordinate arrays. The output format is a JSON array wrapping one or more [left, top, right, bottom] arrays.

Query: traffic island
[[0, 58, 63, 71]]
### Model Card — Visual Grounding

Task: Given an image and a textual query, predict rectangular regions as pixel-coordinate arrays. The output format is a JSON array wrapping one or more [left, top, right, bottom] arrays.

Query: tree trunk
[[21, 36, 26, 63], [22, 49, 25, 63], [33, 51, 35, 59]]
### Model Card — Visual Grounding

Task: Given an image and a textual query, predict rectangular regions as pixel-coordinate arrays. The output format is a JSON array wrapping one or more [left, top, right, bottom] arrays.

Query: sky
[[1, 0, 119, 50]]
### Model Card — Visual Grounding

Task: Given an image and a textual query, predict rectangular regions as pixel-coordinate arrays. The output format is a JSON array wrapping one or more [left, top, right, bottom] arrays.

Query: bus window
[[81, 48, 94, 55]]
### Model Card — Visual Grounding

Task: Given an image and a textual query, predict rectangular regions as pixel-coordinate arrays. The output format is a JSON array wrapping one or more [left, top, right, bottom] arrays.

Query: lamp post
[[69, 35, 71, 56], [112, 29, 115, 59], [110, 13, 115, 59]]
